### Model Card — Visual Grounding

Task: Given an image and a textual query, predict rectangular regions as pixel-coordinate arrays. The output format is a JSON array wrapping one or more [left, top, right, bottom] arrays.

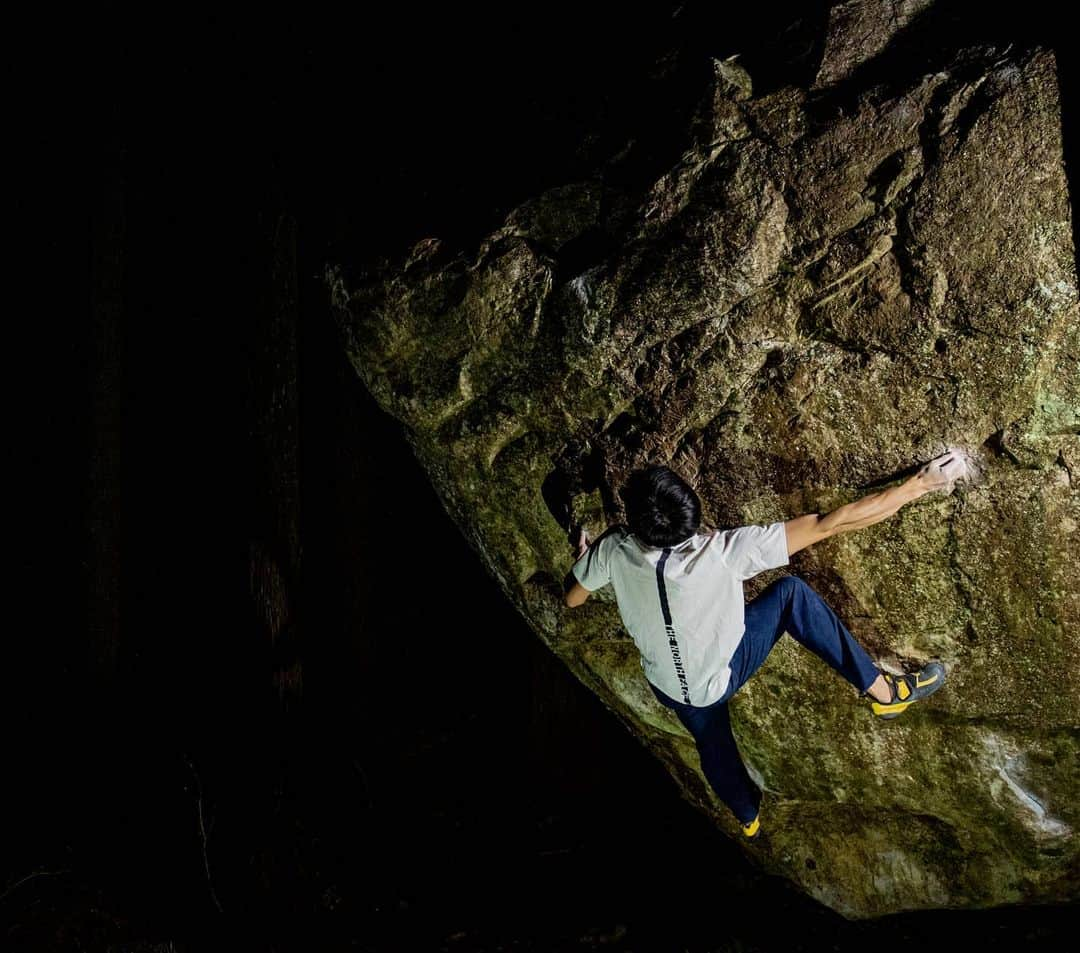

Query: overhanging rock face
[[328, 7, 1079, 918]]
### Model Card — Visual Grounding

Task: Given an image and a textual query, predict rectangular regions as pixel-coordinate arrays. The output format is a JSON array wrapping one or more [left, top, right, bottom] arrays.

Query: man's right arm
[[784, 451, 965, 555]]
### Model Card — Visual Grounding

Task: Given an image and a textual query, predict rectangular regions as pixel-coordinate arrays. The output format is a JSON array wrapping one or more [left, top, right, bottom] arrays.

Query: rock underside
[[329, 1, 1079, 919]]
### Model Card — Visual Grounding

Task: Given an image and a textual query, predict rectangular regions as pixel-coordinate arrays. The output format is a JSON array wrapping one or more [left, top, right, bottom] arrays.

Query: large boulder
[[327, 3, 1079, 918]]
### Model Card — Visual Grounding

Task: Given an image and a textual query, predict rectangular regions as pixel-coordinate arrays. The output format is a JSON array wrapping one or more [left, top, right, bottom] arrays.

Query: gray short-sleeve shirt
[[571, 521, 790, 706]]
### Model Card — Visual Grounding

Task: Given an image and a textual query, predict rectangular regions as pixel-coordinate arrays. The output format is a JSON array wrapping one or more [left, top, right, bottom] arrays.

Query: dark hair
[[620, 464, 701, 548]]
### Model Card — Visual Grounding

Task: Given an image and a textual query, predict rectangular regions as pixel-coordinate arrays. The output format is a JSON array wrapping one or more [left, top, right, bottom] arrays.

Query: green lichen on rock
[[328, 2, 1079, 919]]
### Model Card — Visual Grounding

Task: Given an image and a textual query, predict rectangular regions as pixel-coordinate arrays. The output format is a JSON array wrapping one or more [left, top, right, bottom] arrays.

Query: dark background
[[9, 1, 1079, 949]]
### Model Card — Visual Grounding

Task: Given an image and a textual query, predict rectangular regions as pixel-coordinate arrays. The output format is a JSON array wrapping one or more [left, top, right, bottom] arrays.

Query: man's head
[[620, 464, 701, 548]]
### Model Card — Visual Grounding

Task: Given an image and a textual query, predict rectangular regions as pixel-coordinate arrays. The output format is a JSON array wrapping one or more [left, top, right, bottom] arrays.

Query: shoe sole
[[872, 700, 912, 719]]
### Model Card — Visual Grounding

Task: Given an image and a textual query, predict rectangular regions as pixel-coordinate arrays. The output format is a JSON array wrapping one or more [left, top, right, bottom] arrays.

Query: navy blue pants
[[649, 575, 881, 824]]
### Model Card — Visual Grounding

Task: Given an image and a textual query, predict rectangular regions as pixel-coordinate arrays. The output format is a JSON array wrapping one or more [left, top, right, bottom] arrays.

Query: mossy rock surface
[[328, 3, 1079, 918]]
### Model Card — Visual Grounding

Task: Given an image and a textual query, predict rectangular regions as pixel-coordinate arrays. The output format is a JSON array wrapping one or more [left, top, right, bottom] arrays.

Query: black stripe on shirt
[[656, 547, 692, 705]]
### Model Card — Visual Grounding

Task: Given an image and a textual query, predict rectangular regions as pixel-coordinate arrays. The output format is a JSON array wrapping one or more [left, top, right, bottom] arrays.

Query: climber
[[562, 451, 966, 840]]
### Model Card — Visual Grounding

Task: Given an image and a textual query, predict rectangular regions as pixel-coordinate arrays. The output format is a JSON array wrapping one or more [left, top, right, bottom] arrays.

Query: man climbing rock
[[563, 451, 966, 839]]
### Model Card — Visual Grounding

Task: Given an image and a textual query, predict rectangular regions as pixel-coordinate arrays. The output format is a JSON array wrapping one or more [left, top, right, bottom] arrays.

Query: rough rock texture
[[813, 0, 936, 89], [328, 6, 1079, 918]]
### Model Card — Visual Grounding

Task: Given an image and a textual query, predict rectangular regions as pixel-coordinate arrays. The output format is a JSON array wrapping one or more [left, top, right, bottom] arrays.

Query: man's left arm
[[564, 527, 610, 607], [564, 528, 592, 607], [564, 577, 592, 608]]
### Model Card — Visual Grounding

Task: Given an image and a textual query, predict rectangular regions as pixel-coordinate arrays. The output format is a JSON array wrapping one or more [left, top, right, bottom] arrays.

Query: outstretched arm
[[784, 451, 965, 556]]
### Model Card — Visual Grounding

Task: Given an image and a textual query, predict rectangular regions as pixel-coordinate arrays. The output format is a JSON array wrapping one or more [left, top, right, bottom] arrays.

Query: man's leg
[[649, 684, 760, 825], [729, 575, 881, 698], [678, 700, 761, 824], [648, 575, 882, 826]]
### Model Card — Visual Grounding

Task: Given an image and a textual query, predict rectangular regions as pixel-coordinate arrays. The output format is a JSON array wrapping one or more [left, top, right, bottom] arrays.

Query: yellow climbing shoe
[[741, 812, 761, 839], [869, 662, 947, 719]]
